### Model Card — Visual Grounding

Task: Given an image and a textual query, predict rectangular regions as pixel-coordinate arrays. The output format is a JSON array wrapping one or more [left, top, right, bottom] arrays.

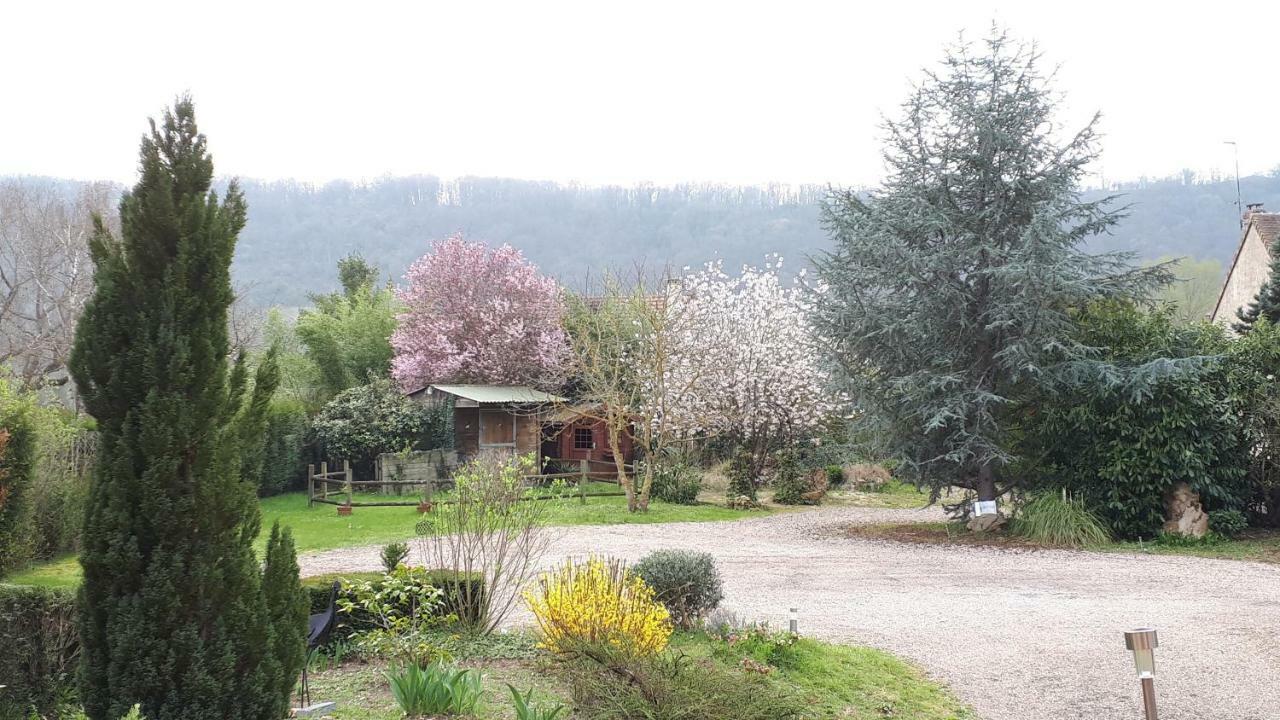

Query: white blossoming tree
[[663, 258, 837, 488]]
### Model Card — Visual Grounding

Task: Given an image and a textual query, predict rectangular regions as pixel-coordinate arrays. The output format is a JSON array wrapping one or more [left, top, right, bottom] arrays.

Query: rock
[[967, 513, 1007, 533], [1162, 482, 1209, 538], [728, 495, 759, 510]]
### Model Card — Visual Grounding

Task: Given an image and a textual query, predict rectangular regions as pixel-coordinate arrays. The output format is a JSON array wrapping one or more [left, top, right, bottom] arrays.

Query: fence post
[[579, 459, 588, 505], [320, 461, 328, 502], [307, 463, 315, 508], [344, 459, 353, 508]]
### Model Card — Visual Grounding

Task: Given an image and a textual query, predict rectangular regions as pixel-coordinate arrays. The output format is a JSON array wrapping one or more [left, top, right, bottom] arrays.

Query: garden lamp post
[[1124, 628, 1159, 720]]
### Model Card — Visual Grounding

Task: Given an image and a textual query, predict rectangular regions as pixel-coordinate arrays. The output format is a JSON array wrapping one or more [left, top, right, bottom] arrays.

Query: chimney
[[1244, 202, 1266, 223]]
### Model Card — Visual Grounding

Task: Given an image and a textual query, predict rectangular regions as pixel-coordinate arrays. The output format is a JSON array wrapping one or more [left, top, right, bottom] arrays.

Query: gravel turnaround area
[[301, 506, 1280, 720]]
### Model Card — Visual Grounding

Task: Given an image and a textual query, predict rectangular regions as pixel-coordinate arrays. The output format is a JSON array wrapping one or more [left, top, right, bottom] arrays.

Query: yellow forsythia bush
[[526, 556, 672, 656]]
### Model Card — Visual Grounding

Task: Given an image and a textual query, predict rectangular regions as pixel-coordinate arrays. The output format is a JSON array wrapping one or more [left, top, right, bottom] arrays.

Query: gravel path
[[301, 506, 1280, 720]]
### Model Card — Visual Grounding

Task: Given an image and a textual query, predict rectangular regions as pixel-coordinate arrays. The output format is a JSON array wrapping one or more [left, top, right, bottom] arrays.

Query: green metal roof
[[427, 384, 566, 405]]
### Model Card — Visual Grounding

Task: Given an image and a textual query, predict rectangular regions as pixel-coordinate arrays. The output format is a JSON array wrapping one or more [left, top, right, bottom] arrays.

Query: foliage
[[385, 662, 483, 717], [557, 641, 800, 720], [65, 98, 302, 720], [336, 565, 450, 665], [302, 570, 483, 642], [296, 265, 398, 400], [0, 584, 78, 717], [1010, 493, 1111, 547], [725, 449, 757, 503], [380, 541, 410, 572], [1019, 302, 1249, 539], [252, 398, 309, 496], [0, 382, 36, 574], [1209, 509, 1249, 538], [260, 523, 307, 717], [664, 259, 836, 481], [813, 29, 1169, 512], [417, 453, 557, 634], [824, 464, 845, 487], [646, 458, 701, 505], [508, 684, 566, 720], [392, 234, 567, 388], [706, 621, 800, 669], [1220, 319, 1280, 526], [526, 556, 673, 657], [630, 550, 723, 629], [310, 378, 441, 477], [770, 451, 812, 506], [1234, 235, 1280, 334]]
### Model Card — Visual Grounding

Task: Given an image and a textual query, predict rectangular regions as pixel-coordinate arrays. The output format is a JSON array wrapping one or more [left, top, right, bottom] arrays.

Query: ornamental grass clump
[[526, 556, 672, 657]]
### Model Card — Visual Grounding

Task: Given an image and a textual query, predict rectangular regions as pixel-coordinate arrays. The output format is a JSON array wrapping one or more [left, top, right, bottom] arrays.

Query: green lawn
[[3, 489, 761, 589]]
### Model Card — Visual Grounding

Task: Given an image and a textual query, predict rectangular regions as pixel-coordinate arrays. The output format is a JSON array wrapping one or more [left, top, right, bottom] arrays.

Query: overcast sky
[[3, 0, 1278, 189]]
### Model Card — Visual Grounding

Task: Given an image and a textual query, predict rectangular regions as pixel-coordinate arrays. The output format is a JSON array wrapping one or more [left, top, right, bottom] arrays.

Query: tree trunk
[[976, 462, 997, 504]]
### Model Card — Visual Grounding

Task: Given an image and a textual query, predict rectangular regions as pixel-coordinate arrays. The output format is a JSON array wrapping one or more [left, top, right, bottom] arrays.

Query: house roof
[[423, 384, 566, 405], [1211, 209, 1280, 322]]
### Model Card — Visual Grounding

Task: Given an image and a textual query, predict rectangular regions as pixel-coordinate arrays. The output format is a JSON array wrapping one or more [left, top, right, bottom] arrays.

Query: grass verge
[[845, 520, 1280, 563]]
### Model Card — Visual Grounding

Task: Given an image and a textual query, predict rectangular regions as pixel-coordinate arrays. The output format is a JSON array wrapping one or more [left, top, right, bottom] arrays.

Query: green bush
[[558, 642, 800, 720], [824, 464, 845, 487], [386, 662, 483, 717], [0, 381, 37, 575], [302, 569, 485, 640], [0, 585, 78, 717], [1209, 509, 1249, 538], [255, 399, 309, 496], [1020, 303, 1250, 540], [770, 451, 811, 506], [649, 461, 702, 505], [381, 541, 410, 572], [725, 449, 757, 503], [1011, 493, 1111, 547], [631, 550, 724, 629], [310, 379, 440, 478]]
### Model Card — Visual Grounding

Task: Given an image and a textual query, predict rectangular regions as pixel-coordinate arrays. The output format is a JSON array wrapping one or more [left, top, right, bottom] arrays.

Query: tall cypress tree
[[1233, 235, 1280, 334], [70, 98, 305, 720]]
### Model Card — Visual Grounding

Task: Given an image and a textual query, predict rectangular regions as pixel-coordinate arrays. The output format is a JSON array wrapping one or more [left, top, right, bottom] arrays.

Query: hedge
[[302, 570, 485, 641], [0, 585, 78, 719]]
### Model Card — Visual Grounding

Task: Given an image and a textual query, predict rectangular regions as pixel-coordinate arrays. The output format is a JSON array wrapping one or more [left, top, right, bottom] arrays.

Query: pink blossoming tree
[[392, 235, 567, 388]]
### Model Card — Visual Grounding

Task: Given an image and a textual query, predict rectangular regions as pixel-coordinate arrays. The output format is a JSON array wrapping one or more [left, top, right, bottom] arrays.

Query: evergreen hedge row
[[0, 585, 78, 719]]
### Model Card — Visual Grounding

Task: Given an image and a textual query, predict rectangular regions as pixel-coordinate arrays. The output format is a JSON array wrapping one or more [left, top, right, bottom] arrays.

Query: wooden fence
[[307, 458, 631, 512]]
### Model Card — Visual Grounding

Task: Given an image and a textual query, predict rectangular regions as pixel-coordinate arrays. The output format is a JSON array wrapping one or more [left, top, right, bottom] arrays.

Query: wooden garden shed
[[408, 384, 566, 463]]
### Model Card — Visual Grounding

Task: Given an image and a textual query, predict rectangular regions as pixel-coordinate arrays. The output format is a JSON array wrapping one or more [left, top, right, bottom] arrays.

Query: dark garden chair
[[298, 581, 340, 707]]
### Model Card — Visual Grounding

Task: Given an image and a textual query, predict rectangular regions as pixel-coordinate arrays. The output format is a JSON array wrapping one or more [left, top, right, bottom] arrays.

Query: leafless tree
[[0, 178, 118, 391]]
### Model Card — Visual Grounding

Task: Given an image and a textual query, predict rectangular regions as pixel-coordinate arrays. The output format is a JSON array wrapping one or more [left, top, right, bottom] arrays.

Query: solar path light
[[1123, 628, 1159, 720], [789, 607, 798, 634]]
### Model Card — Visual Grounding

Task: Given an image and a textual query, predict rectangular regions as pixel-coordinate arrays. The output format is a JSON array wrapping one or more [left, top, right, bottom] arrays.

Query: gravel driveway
[[301, 506, 1280, 720]]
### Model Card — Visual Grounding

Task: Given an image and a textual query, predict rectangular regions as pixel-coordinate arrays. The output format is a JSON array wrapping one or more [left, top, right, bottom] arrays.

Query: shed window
[[574, 427, 594, 450]]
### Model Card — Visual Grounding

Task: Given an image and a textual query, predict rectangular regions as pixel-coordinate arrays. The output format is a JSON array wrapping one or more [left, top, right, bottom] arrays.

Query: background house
[[1211, 203, 1280, 327], [408, 384, 565, 463], [541, 404, 634, 468]]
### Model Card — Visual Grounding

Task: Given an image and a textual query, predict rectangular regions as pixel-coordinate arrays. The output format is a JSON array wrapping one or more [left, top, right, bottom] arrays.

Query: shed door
[[479, 409, 516, 455]]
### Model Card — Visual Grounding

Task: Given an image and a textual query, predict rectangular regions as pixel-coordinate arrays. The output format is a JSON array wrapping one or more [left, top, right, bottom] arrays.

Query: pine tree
[[1233, 236, 1280, 334], [69, 98, 304, 720], [814, 29, 1168, 519]]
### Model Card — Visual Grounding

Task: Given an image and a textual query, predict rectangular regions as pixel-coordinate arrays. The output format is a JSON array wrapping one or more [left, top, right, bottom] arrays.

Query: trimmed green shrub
[[1011, 493, 1111, 547], [631, 550, 724, 629], [255, 399, 309, 496], [649, 462, 702, 505], [1209, 509, 1249, 538], [311, 378, 442, 478], [0, 584, 78, 717]]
